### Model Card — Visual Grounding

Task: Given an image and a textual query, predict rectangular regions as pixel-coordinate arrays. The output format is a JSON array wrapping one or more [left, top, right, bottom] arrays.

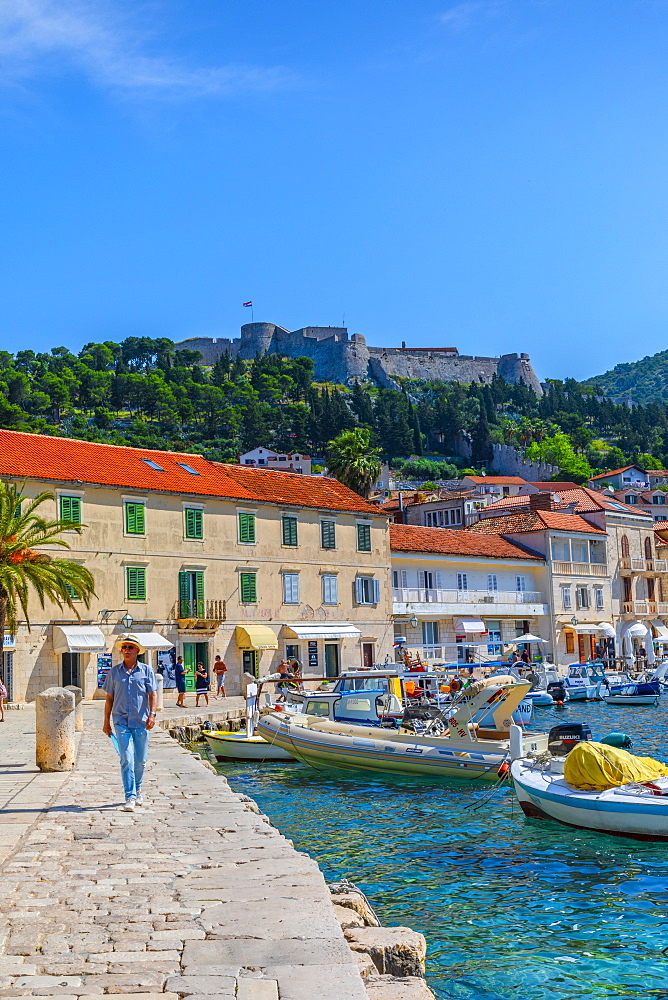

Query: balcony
[[622, 600, 657, 615], [620, 557, 631, 574], [552, 561, 608, 577], [631, 558, 645, 572], [392, 588, 546, 609], [172, 599, 226, 630], [655, 559, 668, 572]]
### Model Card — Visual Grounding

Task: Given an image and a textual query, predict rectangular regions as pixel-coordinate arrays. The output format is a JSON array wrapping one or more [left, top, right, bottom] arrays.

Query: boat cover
[[564, 742, 668, 792]]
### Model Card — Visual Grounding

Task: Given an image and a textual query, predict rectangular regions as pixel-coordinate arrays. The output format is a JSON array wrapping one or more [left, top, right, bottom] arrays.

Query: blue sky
[[1, 0, 668, 381]]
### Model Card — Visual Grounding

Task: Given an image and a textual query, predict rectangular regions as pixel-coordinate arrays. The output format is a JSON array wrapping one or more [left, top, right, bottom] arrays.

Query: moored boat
[[604, 688, 660, 707], [203, 729, 293, 760], [258, 675, 548, 781]]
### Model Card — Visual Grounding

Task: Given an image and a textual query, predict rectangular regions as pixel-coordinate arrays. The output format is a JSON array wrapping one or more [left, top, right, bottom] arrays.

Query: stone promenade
[[0, 703, 369, 1000]]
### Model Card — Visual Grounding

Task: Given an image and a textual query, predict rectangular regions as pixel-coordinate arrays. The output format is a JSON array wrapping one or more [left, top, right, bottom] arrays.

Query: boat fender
[[450, 679, 461, 693], [599, 732, 633, 749], [497, 761, 510, 778]]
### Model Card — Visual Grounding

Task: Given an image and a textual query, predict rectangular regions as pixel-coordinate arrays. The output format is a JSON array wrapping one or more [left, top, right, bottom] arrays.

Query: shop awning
[[623, 621, 649, 639], [284, 623, 362, 641], [652, 620, 668, 640], [597, 622, 616, 639], [120, 633, 174, 651], [565, 624, 602, 634], [235, 625, 279, 650], [53, 625, 106, 654], [453, 617, 488, 635]]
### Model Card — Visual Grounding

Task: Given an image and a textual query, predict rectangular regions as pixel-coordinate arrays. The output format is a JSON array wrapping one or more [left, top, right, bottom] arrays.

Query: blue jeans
[[114, 722, 149, 800]]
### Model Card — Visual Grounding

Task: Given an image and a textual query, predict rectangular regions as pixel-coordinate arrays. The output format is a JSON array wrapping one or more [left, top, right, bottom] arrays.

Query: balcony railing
[[631, 558, 645, 572], [620, 557, 631, 571], [551, 561, 608, 577], [655, 559, 668, 572], [172, 599, 226, 627], [392, 588, 545, 605], [622, 600, 657, 614]]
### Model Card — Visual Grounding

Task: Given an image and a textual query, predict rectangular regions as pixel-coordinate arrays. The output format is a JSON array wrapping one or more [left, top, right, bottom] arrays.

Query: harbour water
[[215, 701, 668, 1000]]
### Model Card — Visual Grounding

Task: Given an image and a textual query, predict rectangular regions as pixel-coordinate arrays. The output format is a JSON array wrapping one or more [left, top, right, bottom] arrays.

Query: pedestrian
[[276, 659, 291, 702], [0, 673, 6, 721], [175, 655, 187, 708], [102, 635, 157, 812], [213, 655, 228, 698], [520, 649, 531, 664], [195, 661, 210, 707]]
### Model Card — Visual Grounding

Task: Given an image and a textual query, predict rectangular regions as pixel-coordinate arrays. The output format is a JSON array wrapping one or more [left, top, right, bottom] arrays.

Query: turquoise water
[[214, 702, 668, 1000]]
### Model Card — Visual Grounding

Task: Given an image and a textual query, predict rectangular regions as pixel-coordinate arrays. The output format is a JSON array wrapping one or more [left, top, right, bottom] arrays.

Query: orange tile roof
[[0, 429, 379, 515], [645, 470, 668, 477], [480, 486, 651, 518], [463, 475, 527, 485], [528, 481, 581, 491], [468, 510, 605, 535], [390, 524, 542, 559], [588, 465, 644, 481]]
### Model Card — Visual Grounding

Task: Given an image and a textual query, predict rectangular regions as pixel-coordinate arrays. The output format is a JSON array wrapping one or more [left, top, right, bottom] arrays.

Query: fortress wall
[[373, 352, 503, 385], [492, 444, 558, 480], [175, 337, 239, 363]]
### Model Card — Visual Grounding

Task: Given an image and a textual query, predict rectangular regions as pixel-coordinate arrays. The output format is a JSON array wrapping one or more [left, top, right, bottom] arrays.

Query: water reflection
[[216, 701, 668, 1000]]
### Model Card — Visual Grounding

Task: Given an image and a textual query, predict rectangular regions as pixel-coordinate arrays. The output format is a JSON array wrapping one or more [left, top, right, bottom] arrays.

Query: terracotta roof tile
[[479, 486, 651, 518], [528, 481, 581, 491], [468, 510, 605, 535], [0, 429, 379, 515], [390, 523, 542, 559], [462, 475, 527, 485], [588, 465, 644, 481]]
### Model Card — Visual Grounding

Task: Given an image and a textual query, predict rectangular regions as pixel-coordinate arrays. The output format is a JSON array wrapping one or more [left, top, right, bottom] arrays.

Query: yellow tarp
[[564, 741, 668, 792]]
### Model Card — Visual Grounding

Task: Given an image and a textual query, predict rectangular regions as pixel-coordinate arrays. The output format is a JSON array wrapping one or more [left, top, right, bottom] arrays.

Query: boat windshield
[[336, 677, 390, 693]]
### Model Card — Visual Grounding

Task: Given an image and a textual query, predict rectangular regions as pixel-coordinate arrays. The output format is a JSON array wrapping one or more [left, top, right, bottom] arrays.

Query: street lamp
[[410, 615, 419, 630], [121, 613, 134, 629], [571, 616, 578, 627]]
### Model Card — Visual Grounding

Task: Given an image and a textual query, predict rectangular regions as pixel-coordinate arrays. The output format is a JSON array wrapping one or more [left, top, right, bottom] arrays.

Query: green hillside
[[583, 348, 668, 403]]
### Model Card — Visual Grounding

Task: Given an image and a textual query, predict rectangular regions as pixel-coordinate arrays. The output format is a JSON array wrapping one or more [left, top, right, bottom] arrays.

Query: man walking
[[103, 635, 157, 812]]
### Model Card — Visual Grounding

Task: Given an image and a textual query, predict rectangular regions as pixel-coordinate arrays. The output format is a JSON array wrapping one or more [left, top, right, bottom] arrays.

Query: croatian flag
[[242, 301, 252, 307]]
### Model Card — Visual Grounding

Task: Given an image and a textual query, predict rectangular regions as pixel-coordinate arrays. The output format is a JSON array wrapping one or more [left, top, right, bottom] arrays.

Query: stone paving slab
[[0, 702, 368, 1000]]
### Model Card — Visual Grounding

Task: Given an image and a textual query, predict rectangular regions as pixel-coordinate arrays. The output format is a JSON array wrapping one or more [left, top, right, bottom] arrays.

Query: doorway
[[1, 652, 13, 702], [362, 643, 374, 669], [62, 652, 80, 688], [242, 650, 258, 678], [182, 642, 208, 692], [324, 643, 340, 678]]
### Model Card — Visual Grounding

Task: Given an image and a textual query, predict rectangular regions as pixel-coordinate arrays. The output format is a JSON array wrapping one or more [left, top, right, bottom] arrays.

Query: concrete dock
[[0, 702, 371, 1000]]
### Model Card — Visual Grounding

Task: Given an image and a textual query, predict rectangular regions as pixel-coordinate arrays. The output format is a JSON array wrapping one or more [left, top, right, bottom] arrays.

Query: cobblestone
[[0, 703, 368, 999]]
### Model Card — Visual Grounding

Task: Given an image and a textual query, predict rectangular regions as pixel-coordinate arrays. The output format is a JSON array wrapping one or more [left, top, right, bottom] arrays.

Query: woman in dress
[[0, 673, 6, 721], [175, 655, 187, 708], [195, 661, 210, 707]]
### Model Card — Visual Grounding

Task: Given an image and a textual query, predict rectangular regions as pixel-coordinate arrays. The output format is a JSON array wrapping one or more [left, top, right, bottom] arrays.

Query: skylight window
[[142, 459, 164, 471], [177, 462, 201, 476]]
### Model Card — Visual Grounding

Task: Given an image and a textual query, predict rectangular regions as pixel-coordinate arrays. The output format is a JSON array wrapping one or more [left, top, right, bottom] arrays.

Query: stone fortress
[[176, 322, 543, 393]]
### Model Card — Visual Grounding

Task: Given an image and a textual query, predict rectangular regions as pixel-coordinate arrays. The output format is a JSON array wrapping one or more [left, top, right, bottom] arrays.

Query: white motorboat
[[604, 688, 660, 707], [563, 663, 606, 700], [512, 750, 668, 841], [203, 680, 293, 762]]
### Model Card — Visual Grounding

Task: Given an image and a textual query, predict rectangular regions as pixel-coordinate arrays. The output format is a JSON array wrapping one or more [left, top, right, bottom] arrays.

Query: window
[[565, 631, 575, 654], [657, 515, 667, 522], [356, 576, 380, 605], [238, 512, 256, 544], [283, 573, 300, 604], [576, 586, 590, 610], [422, 621, 439, 645], [516, 575, 526, 593], [142, 459, 164, 471], [65, 582, 80, 601], [125, 502, 145, 535], [240, 571, 257, 604], [321, 520, 336, 549], [594, 586, 604, 611], [645, 537, 653, 559], [179, 570, 204, 617], [126, 567, 146, 601], [286, 643, 299, 661], [487, 574, 498, 591], [457, 573, 468, 591], [571, 540, 588, 563], [184, 507, 203, 540], [282, 515, 298, 547], [392, 570, 399, 588], [486, 620, 501, 653], [654, 495, 666, 505], [625, 494, 638, 505], [621, 534, 630, 557], [176, 462, 200, 476], [357, 523, 372, 552], [322, 574, 338, 605], [551, 538, 570, 561], [561, 585, 572, 610], [60, 495, 81, 525]]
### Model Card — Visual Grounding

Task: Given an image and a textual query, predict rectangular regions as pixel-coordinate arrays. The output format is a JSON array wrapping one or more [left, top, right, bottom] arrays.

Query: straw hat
[[115, 633, 146, 654]]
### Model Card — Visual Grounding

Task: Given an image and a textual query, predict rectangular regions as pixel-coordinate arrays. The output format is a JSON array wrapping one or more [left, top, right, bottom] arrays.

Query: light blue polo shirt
[[104, 662, 157, 727]]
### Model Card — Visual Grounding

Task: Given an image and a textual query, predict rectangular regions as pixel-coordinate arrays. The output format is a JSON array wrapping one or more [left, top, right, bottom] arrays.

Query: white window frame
[[560, 584, 572, 610], [282, 573, 300, 605], [356, 576, 380, 605], [594, 586, 604, 611], [516, 575, 526, 593], [322, 574, 338, 606], [487, 574, 498, 592], [457, 573, 468, 591], [576, 585, 590, 610]]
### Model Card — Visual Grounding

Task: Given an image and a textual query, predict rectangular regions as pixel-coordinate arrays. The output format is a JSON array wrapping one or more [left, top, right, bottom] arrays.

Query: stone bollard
[[35, 687, 76, 772], [156, 673, 164, 711], [64, 685, 83, 732]]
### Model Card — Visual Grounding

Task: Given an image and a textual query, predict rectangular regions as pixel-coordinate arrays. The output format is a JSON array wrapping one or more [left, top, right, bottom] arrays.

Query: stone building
[[176, 322, 543, 392], [0, 430, 392, 703]]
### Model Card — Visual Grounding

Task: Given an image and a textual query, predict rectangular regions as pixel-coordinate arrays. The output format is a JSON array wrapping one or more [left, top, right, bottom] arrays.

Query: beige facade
[[2, 479, 393, 703]]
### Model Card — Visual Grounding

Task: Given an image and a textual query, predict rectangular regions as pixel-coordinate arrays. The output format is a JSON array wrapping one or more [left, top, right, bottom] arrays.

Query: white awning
[[126, 632, 174, 651], [652, 620, 668, 640], [623, 621, 649, 639], [453, 618, 488, 635], [53, 626, 106, 654], [565, 624, 601, 634], [597, 622, 616, 639], [284, 623, 363, 641]]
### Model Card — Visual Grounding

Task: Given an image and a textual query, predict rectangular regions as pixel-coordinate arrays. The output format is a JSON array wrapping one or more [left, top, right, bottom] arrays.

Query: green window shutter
[[240, 572, 257, 603], [321, 520, 336, 549], [282, 515, 298, 546], [357, 523, 371, 552], [125, 502, 145, 535], [127, 567, 146, 600], [195, 571, 205, 618], [239, 512, 256, 543], [60, 496, 81, 524], [179, 570, 190, 616], [185, 508, 203, 539], [65, 582, 77, 599]]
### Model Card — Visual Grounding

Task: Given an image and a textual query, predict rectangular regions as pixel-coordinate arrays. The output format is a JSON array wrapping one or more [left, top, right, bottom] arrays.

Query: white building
[[239, 448, 311, 475]]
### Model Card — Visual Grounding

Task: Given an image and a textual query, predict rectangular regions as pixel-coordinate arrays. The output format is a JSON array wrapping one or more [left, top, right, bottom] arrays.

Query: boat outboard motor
[[546, 681, 566, 705], [547, 723, 593, 756]]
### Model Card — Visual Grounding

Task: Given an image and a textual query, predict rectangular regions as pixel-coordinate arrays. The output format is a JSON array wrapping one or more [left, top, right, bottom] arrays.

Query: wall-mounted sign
[[97, 653, 112, 688], [3, 635, 15, 649], [308, 640, 318, 667]]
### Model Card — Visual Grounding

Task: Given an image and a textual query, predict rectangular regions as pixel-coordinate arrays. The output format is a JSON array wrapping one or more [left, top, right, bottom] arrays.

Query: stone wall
[[491, 443, 559, 481]]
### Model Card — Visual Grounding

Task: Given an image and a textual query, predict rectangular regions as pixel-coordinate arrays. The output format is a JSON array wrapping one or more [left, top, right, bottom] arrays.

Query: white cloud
[[440, 1, 506, 30], [0, 0, 293, 98]]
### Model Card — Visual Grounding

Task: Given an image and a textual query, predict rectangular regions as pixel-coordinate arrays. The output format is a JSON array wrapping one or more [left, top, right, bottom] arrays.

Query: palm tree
[[327, 428, 382, 499], [0, 481, 96, 643]]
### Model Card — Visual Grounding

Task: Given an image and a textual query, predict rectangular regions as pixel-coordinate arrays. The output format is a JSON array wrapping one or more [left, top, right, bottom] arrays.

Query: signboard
[[157, 648, 176, 689], [3, 635, 15, 649], [308, 640, 319, 667], [97, 653, 112, 689]]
